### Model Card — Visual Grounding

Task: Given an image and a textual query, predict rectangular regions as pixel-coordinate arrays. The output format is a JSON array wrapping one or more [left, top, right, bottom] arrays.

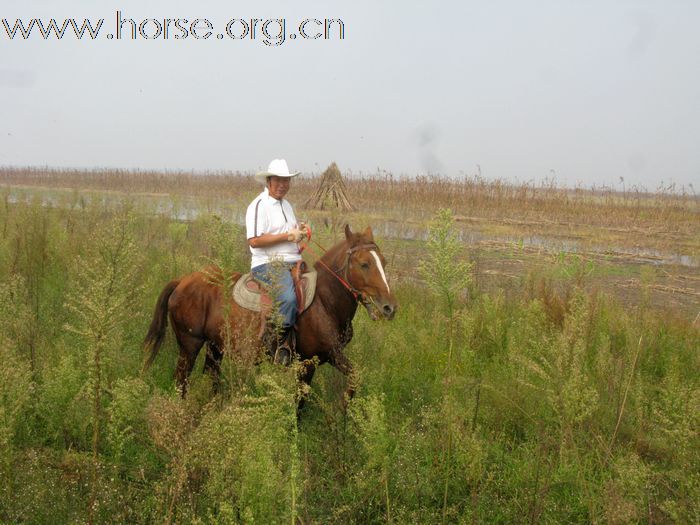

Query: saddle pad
[[233, 269, 318, 313]]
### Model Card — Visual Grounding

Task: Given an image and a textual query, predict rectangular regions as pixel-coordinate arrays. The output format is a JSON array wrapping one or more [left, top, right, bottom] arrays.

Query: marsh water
[[4, 185, 698, 269]]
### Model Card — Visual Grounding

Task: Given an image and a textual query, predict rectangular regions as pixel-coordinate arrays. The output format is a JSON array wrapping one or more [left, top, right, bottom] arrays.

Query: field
[[0, 167, 698, 524]]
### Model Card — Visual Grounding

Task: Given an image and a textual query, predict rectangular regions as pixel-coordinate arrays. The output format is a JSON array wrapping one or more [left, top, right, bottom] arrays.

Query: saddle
[[232, 261, 318, 336]]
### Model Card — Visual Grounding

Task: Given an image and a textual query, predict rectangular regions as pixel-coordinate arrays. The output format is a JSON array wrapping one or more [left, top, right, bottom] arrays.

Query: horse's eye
[[360, 262, 370, 269]]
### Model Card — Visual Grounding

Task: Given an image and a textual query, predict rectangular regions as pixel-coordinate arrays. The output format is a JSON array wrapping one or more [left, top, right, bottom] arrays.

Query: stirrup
[[273, 346, 292, 367], [274, 329, 295, 366]]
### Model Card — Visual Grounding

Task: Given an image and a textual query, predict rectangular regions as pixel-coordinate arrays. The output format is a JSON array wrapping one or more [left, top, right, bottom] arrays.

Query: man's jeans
[[251, 262, 297, 328]]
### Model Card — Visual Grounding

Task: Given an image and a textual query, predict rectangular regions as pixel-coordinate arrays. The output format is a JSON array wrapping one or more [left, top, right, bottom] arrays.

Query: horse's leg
[[203, 342, 224, 393], [296, 360, 316, 418], [328, 349, 356, 402], [174, 332, 204, 397]]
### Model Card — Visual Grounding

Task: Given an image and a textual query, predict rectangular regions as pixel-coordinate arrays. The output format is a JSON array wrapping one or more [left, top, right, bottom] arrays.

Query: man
[[245, 158, 309, 365]]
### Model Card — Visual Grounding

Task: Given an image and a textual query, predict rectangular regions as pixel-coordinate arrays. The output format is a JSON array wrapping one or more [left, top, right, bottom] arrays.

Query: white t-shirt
[[245, 188, 302, 269]]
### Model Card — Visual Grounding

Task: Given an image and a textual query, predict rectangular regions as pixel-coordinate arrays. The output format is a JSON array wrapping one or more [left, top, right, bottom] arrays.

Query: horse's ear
[[344, 224, 353, 241], [363, 226, 374, 241]]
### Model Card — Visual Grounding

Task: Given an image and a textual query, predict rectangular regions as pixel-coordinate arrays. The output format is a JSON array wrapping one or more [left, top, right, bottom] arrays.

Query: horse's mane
[[318, 237, 350, 271]]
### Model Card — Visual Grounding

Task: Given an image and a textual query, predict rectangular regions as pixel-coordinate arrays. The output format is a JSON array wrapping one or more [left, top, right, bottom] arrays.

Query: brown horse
[[142, 225, 398, 405]]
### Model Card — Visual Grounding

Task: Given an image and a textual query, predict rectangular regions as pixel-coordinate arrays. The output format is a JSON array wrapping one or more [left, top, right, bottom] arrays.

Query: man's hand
[[287, 227, 307, 243]]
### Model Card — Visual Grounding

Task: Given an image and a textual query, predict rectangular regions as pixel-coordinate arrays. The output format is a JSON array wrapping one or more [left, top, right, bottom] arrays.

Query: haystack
[[304, 162, 355, 211]]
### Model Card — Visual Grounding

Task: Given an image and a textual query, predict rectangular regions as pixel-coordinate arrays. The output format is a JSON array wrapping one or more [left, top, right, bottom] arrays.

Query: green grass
[[0, 198, 698, 524]]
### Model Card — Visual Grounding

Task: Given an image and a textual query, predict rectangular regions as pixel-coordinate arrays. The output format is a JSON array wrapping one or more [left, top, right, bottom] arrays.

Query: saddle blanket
[[232, 269, 318, 313]]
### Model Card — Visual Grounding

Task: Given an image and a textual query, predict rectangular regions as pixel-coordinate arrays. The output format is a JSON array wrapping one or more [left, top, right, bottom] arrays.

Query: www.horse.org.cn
[[1, 11, 345, 46]]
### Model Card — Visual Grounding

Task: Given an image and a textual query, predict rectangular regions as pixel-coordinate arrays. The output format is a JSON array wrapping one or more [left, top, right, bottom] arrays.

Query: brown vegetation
[[1, 166, 697, 231]]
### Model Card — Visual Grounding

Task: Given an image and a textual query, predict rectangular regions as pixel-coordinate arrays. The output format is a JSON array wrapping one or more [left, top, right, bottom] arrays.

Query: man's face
[[267, 176, 291, 200]]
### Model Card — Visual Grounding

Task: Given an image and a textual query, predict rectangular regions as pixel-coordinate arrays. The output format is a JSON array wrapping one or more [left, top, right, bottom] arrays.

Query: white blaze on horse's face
[[370, 250, 390, 294]]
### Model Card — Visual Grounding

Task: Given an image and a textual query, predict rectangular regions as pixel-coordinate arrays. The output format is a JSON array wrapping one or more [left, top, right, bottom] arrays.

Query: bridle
[[303, 238, 379, 309], [338, 242, 380, 304]]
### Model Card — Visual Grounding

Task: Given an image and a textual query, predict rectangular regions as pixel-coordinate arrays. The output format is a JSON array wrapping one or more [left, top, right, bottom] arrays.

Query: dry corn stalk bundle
[[304, 162, 356, 211]]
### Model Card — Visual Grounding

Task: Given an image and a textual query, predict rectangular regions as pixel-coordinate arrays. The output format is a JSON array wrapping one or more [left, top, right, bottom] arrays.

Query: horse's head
[[342, 224, 398, 321]]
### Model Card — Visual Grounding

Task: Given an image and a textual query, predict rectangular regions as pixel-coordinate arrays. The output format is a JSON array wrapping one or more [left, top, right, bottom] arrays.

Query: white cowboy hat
[[254, 158, 300, 184]]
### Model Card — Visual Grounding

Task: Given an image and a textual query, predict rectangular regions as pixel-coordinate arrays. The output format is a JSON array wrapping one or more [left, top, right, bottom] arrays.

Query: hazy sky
[[2, 0, 699, 189]]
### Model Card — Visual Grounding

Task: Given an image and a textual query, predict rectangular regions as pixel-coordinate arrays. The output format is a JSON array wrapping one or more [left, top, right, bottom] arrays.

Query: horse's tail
[[142, 279, 180, 372]]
